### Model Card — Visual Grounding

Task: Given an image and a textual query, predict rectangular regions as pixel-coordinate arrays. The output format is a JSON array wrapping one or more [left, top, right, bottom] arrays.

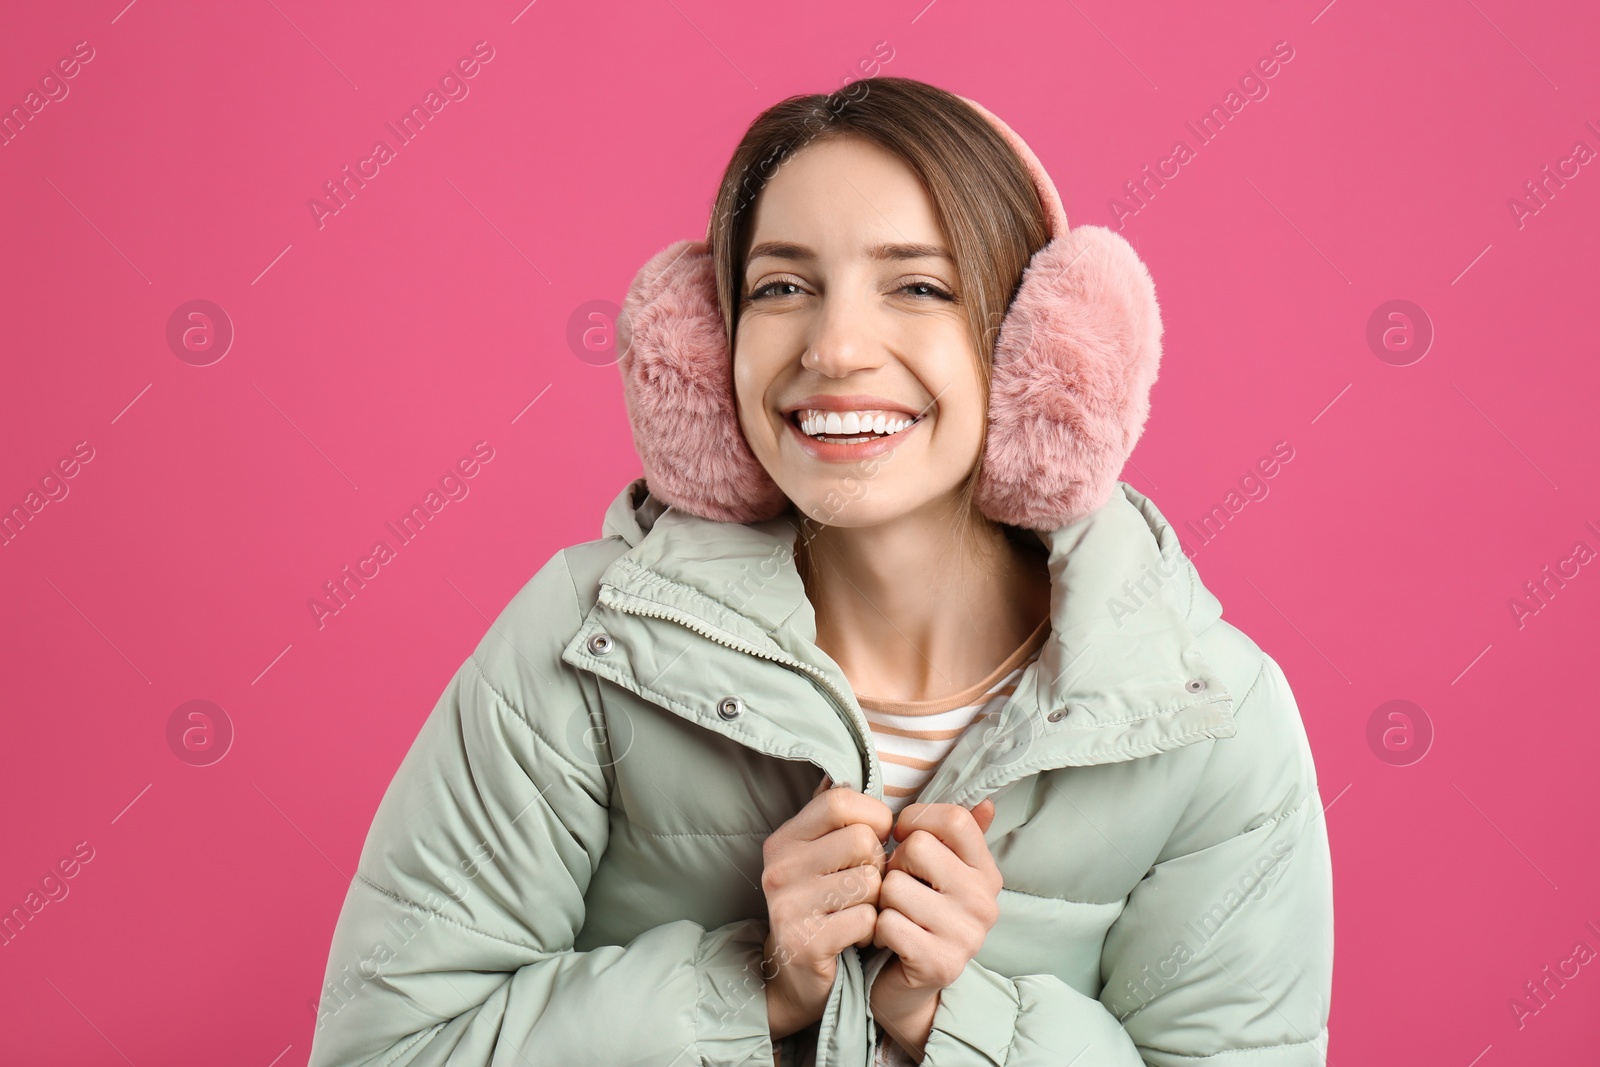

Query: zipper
[[924, 655, 1050, 811], [598, 584, 882, 799]]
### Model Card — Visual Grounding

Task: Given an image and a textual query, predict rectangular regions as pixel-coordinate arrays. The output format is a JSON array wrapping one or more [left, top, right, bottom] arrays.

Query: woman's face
[[732, 136, 986, 528]]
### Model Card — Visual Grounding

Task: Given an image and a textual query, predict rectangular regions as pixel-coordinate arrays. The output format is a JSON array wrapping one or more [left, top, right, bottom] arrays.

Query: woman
[[308, 77, 1333, 1067]]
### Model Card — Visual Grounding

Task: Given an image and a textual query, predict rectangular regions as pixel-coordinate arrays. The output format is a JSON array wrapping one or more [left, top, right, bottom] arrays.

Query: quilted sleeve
[[914, 652, 1334, 1066], [305, 551, 779, 1067]]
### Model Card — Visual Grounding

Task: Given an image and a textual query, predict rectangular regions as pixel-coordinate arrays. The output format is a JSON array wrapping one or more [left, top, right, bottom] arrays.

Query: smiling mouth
[[789, 408, 924, 444]]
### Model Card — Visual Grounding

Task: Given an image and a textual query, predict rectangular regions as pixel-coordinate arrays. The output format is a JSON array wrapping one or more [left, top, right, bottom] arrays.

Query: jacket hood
[[589, 476, 1236, 803]]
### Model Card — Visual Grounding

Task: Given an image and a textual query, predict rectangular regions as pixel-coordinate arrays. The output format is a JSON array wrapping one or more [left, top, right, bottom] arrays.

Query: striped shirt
[[864, 616, 1048, 1067], [858, 620, 1049, 1067], [857, 616, 1050, 817]]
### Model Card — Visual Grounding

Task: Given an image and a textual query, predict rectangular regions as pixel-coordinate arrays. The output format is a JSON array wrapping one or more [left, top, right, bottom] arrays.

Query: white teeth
[[795, 409, 920, 440]]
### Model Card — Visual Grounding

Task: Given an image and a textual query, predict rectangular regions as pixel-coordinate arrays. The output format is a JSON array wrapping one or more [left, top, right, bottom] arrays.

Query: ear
[[969, 796, 996, 835]]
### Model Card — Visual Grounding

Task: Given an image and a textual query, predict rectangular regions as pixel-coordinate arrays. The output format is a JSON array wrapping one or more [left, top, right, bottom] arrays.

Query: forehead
[[744, 137, 948, 261]]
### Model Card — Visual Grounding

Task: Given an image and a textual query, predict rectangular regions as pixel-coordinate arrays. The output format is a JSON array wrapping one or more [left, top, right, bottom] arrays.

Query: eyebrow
[[745, 241, 952, 266]]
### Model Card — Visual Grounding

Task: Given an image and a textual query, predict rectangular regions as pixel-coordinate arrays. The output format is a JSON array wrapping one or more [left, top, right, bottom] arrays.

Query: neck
[[796, 495, 1051, 703]]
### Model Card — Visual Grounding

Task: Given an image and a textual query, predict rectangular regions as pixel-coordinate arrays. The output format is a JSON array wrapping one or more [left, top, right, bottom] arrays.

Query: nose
[[802, 289, 884, 378]]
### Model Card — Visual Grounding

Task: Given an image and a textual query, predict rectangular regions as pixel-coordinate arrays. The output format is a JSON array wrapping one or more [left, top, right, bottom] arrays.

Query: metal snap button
[[717, 696, 744, 720], [1046, 707, 1066, 723], [1186, 678, 1207, 693], [587, 632, 614, 656]]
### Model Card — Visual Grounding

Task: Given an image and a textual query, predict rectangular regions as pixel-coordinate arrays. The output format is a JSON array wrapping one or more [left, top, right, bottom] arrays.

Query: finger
[[971, 797, 996, 835], [785, 784, 895, 847], [878, 866, 955, 934], [781, 821, 886, 885], [892, 801, 993, 870], [807, 861, 881, 917], [771, 861, 880, 935], [873, 902, 976, 992], [768, 858, 880, 931], [885, 828, 968, 894], [871, 902, 939, 962], [793, 901, 877, 961], [812, 773, 833, 799]]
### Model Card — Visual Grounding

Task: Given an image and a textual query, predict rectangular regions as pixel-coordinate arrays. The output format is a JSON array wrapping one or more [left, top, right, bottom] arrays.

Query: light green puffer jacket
[[307, 476, 1333, 1067]]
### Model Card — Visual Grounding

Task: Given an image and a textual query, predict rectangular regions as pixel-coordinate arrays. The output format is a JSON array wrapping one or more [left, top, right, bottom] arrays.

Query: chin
[[780, 476, 935, 529]]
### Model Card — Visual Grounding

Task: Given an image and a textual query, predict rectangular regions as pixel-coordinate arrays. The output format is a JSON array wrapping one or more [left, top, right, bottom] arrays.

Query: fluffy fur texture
[[972, 224, 1163, 529], [615, 98, 1163, 532], [616, 239, 788, 524]]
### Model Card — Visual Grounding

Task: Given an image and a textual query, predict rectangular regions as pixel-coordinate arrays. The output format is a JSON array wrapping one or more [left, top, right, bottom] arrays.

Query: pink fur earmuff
[[614, 93, 1163, 532]]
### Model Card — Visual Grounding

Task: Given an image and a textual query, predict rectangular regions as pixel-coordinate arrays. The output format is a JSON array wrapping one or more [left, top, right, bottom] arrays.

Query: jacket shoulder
[[561, 535, 635, 612], [1159, 619, 1322, 861], [470, 536, 630, 673], [461, 537, 632, 784]]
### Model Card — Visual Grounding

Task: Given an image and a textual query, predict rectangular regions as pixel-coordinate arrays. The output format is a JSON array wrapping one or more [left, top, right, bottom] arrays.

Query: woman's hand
[[761, 774, 895, 1040], [869, 797, 1001, 1060]]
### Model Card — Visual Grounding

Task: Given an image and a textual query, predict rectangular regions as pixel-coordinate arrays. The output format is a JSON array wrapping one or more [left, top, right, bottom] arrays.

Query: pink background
[[3, 0, 1598, 1062]]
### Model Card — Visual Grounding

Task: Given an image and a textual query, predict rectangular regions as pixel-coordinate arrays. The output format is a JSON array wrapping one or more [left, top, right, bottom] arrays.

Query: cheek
[[731, 343, 778, 438], [938, 395, 988, 459], [731, 331, 757, 401], [922, 340, 988, 453]]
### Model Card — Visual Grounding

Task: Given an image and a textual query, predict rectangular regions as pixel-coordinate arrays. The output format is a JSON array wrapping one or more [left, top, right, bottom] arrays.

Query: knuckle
[[892, 837, 916, 868], [764, 860, 797, 898], [862, 861, 882, 890], [851, 864, 880, 901], [966, 927, 989, 958]]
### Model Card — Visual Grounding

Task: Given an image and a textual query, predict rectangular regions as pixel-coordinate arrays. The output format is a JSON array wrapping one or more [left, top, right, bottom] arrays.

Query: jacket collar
[[579, 477, 1238, 806]]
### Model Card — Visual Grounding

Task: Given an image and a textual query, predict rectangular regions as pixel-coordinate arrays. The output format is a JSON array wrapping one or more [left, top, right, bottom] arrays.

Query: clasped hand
[[760, 774, 1002, 1059]]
